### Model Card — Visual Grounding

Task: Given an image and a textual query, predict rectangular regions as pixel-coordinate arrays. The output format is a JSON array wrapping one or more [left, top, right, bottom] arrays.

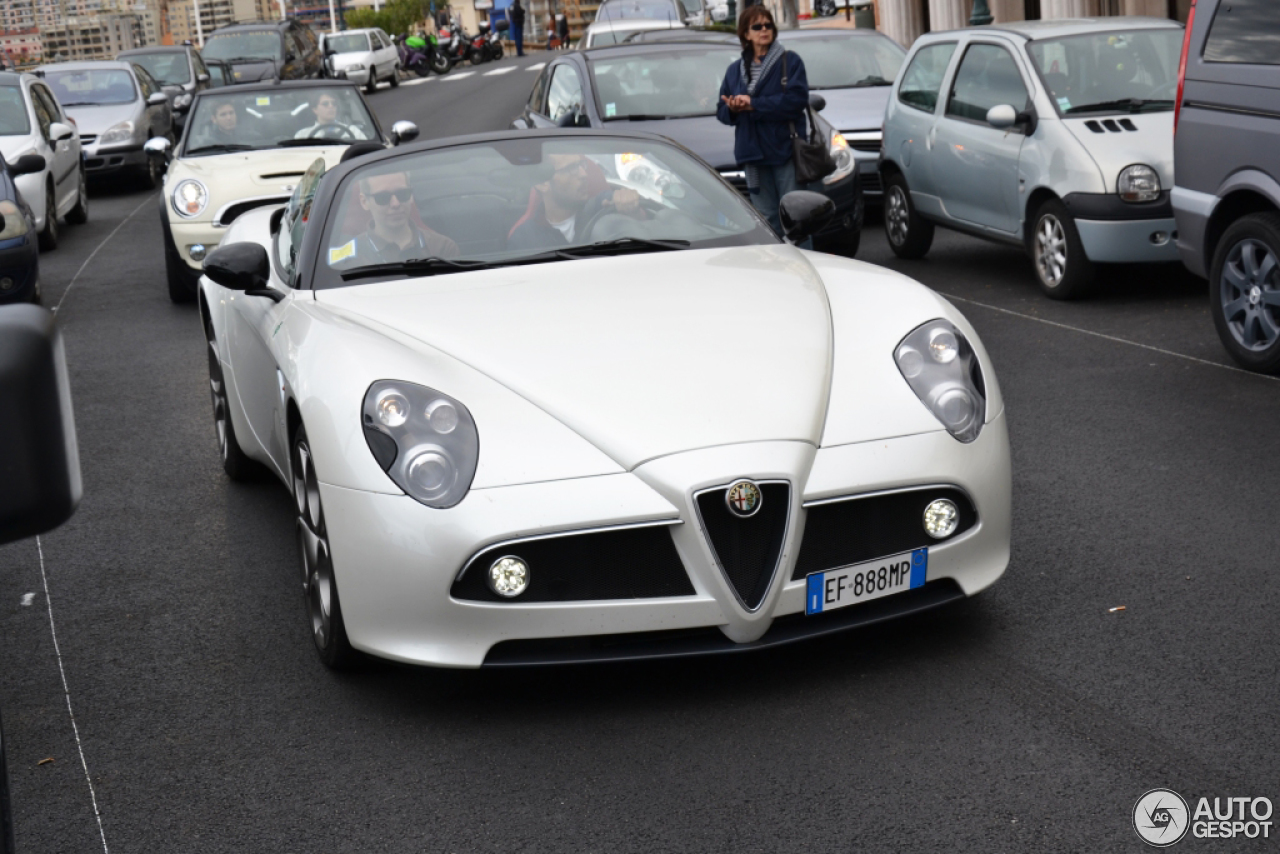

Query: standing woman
[[510, 0, 525, 56], [716, 5, 810, 238]]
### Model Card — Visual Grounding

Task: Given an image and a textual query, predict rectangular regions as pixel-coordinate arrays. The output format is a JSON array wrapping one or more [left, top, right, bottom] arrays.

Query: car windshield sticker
[[606, 102, 617, 117], [329, 239, 356, 264], [1057, 97, 1071, 111], [256, 96, 271, 106]]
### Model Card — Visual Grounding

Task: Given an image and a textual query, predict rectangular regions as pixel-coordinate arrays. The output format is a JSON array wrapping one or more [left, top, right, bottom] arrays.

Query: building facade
[[876, 0, 1190, 47], [0, 27, 42, 64]]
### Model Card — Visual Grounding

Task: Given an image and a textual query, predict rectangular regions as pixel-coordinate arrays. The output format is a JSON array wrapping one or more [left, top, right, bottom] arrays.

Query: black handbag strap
[[781, 51, 818, 143]]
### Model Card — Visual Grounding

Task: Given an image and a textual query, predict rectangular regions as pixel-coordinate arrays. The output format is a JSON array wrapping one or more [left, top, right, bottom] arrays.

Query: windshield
[[597, 0, 681, 21], [0, 87, 30, 135], [202, 31, 283, 62], [592, 47, 736, 119], [45, 69, 137, 106], [1027, 28, 1183, 114], [326, 33, 371, 54], [317, 136, 772, 288], [790, 34, 905, 89], [182, 86, 378, 154], [127, 52, 191, 86]]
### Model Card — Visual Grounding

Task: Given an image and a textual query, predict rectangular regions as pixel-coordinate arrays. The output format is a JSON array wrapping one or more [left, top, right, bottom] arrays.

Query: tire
[[431, 52, 451, 75], [139, 148, 162, 190], [37, 179, 57, 251], [205, 316, 260, 480], [292, 424, 358, 669], [389, 64, 399, 87], [469, 47, 484, 65], [1209, 212, 1280, 373], [65, 166, 88, 225], [883, 171, 932, 260], [365, 72, 377, 93], [1030, 198, 1094, 300], [492, 42, 504, 60], [162, 214, 197, 304]]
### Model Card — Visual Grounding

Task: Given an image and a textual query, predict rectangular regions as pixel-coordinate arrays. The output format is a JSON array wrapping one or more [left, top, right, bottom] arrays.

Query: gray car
[[881, 17, 1183, 299], [39, 60, 174, 188], [117, 45, 214, 133], [1171, 0, 1280, 372]]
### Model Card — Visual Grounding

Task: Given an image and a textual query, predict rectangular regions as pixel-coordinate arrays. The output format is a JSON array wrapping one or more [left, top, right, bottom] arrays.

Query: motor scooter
[[399, 31, 452, 76]]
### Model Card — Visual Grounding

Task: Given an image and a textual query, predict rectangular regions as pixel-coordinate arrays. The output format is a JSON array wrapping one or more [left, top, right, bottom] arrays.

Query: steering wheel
[[308, 122, 353, 140]]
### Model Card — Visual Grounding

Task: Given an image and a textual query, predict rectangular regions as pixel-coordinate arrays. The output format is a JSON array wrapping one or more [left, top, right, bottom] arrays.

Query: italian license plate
[[805, 548, 927, 615]]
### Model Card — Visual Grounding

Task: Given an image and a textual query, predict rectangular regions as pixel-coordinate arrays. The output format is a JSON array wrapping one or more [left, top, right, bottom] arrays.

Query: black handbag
[[781, 53, 836, 185]]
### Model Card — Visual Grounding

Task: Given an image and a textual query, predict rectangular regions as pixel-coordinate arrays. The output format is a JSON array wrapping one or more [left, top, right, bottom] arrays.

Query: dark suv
[[201, 20, 322, 84], [1173, 0, 1280, 372], [117, 45, 214, 130]]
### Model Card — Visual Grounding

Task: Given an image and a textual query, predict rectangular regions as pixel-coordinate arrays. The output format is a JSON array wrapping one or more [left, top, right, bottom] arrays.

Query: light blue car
[[880, 17, 1184, 299]]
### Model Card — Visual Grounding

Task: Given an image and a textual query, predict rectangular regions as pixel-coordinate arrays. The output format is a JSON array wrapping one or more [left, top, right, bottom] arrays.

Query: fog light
[[923, 499, 959, 539], [189, 244, 206, 261], [1149, 231, 1168, 246], [0, 277, 13, 291], [488, 556, 529, 597]]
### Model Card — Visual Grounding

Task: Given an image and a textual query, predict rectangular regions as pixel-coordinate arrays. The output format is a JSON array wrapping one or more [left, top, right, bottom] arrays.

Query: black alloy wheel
[[883, 171, 932, 260], [37, 178, 57, 251], [292, 424, 357, 669], [1210, 213, 1280, 373]]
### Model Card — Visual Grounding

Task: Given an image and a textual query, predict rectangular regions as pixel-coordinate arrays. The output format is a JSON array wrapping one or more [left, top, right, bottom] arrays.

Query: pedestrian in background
[[557, 13, 569, 49], [510, 0, 526, 56], [716, 5, 810, 240], [547, 13, 556, 49]]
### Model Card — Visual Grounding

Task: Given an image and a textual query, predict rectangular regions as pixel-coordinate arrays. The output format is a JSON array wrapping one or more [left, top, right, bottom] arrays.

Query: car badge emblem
[[725, 480, 762, 518]]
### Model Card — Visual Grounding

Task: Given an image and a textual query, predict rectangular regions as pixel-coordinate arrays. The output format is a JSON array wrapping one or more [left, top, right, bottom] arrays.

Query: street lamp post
[[968, 0, 992, 25]]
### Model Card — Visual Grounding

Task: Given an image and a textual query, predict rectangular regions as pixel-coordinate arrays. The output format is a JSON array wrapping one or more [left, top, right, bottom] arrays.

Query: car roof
[[211, 19, 291, 32], [589, 19, 684, 32], [38, 60, 137, 73], [785, 27, 899, 40], [623, 29, 736, 43], [118, 46, 190, 55], [583, 39, 739, 58], [192, 78, 360, 95], [326, 27, 379, 35], [0, 71, 25, 86], [971, 16, 1181, 40]]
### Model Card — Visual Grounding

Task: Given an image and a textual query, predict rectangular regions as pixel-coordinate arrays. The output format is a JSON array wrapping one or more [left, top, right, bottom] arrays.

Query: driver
[[206, 99, 239, 144], [507, 153, 644, 251], [331, 171, 459, 266], [294, 92, 369, 141]]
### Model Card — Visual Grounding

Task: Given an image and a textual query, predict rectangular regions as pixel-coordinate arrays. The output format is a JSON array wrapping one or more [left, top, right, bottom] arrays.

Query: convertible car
[[199, 129, 1011, 669]]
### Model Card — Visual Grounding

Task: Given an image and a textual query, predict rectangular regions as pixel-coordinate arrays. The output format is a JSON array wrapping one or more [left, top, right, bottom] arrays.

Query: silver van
[[880, 18, 1183, 299], [1171, 0, 1280, 372]]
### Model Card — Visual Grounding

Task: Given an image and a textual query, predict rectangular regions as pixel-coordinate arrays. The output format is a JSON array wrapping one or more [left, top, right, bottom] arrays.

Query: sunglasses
[[750, 22, 775, 31], [368, 188, 412, 205]]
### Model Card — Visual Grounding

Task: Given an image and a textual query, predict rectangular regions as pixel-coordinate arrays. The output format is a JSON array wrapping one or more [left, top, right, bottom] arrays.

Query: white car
[[320, 28, 400, 93], [151, 79, 417, 303], [0, 70, 88, 250], [198, 131, 1011, 669], [582, 18, 686, 48]]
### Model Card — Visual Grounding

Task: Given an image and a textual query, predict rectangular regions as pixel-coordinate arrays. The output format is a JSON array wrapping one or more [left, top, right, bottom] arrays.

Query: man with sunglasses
[[294, 92, 370, 141], [508, 153, 643, 252], [340, 171, 459, 265]]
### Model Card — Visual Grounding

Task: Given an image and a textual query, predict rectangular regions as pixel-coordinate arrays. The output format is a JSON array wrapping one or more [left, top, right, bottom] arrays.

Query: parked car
[[0, 71, 88, 251], [116, 45, 214, 131], [320, 27, 400, 92], [582, 18, 685, 48], [881, 18, 1184, 299], [40, 60, 174, 188], [0, 152, 47, 303], [151, 79, 417, 302], [1172, 0, 1280, 372], [196, 129, 1010, 669], [785, 28, 906, 205], [595, 0, 704, 30], [512, 42, 863, 256], [201, 19, 323, 84]]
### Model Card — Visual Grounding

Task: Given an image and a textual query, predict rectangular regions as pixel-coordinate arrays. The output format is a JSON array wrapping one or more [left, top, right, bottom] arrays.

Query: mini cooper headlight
[[98, 119, 136, 146], [172, 179, 209, 218], [0, 200, 30, 240], [823, 131, 856, 185], [895, 319, 987, 443], [362, 380, 479, 508], [1118, 164, 1160, 203]]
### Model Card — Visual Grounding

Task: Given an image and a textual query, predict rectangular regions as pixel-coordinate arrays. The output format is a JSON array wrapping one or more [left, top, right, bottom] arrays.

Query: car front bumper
[[82, 141, 146, 176], [1075, 217, 1180, 264], [170, 219, 224, 271], [1171, 185, 1217, 279], [335, 67, 372, 85], [317, 411, 1011, 668]]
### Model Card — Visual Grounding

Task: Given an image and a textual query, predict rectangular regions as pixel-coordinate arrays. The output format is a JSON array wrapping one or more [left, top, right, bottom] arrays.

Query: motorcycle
[[398, 31, 452, 77], [441, 23, 479, 68], [469, 25, 490, 65], [484, 18, 508, 62]]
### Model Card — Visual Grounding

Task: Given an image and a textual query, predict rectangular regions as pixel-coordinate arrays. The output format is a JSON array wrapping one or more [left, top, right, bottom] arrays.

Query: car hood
[[0, 135, 39, 161], [1059, 111, 1174, 193], [65, 103, 139, 135], [618, 114, 736, 172], [811, 85, 890, 133], [229, 60, 279, 82]]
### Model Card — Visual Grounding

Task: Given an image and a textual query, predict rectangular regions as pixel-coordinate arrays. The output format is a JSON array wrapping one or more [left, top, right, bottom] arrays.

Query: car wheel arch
[[1206, 188, 1279, 276], [1023, 187, 1060, 248]]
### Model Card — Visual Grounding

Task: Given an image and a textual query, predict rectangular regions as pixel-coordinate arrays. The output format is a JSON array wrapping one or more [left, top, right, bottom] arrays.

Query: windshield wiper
[[515, 237, 692, 262], [605, 114, 674, 121], [339, 256, 502, 281], [852, 75, 891, 87], [1064, 98, 1174, 114], [58, 101, 101, 107], [220, 56, 275, 64], [184, 143, 255, 155]]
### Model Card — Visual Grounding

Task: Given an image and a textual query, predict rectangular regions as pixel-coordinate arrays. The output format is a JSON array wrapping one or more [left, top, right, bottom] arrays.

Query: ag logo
[[1134, 789, 1190, 847], [724, 480, 761, 518]]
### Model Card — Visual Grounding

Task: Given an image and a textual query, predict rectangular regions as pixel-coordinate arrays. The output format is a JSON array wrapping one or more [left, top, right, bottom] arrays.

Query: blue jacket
[[716, 48, 809, 168]]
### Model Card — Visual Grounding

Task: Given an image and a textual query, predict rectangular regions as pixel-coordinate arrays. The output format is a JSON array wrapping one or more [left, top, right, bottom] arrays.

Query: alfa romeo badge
[[725, 480, 762, 518]]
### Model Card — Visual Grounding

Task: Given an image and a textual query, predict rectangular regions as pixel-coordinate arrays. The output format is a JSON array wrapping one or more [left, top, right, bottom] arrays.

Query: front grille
[[79, 134, 97, 144], [848, 139, 880, 152], [696, 482, 789, 611], [451, 523, 694, 603], [859, 171, 883, 195], [792, 487, 977, 581], [215, 196, 289, 226]]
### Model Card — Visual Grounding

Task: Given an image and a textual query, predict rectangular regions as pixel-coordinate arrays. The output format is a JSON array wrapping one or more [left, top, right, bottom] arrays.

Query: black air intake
[[696, 482, 790, 611]]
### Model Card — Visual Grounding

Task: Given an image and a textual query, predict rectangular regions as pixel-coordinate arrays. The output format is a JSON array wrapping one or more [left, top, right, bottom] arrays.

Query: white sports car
[[199, 130, 1011, 669]]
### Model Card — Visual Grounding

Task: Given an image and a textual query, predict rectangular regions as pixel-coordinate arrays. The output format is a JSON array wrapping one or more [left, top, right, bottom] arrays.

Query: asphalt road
[[1, 52, 1277, 853]]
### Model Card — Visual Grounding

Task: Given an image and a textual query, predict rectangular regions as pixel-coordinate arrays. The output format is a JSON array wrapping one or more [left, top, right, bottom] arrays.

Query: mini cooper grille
[[451, 524, 694, 603], [696, 482, 789, 611], [215, 196, 290, 227], [791, 487, 977, 581]]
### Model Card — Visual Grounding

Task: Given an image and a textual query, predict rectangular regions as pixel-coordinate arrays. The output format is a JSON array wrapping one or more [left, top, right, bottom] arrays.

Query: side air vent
[[1118, 118, 1137, 131], [1084, 120, 1104, 133], [1102, 119, 1121, 132], [696, 482, 790, 611]]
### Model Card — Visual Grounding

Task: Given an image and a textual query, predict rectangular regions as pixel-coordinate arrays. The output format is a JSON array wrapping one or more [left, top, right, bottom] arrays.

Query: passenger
[[294, 92, 369, 140], [507, 154, 643, 251], [331, 171, 459, 265]]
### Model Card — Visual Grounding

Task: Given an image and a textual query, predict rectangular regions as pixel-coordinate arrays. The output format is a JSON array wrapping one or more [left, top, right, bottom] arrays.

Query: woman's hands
[[720, 93, 753, 113]]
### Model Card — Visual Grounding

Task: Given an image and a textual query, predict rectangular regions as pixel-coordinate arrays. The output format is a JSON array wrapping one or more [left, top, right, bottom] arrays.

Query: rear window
[[1204, 0, 1280, 65]]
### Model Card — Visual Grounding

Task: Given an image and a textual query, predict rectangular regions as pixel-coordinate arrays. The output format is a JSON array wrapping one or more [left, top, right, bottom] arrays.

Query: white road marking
[[401, 76, 433, 85], [484, 66, 516, 75], [54, 193, 155, 315], [442, 71, 475, 80], [526, 62, 546, 71], [20, 592, 34, 606], [941, 293, 1280, 382], [37, 537, 110, 854]]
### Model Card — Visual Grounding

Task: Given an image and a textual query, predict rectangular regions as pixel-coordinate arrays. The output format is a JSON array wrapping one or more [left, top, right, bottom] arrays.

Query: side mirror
[[985, 104, 1017, 129], [197, 72, 210, 83], [147, 91, 169, 106], [0, 305, 82, 547], [48, 121, 74, 142], [10, 153, 46, 176], [809, 93, 826, 112], [778, 190, 836, 242], [144, 137, 171, 159], [390, 120, 419, 145], [203, 243, 270, 293]]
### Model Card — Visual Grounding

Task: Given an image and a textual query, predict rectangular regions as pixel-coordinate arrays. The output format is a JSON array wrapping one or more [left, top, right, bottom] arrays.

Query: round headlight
[[923, 499, 959, 539], [487, 556, 529, 598], [933, 387, 975, 429], [927, 328, 959, 363], [172, 179, 208, 218], [1118, 164, 1160, 203], [406, 449, 456, 498], [425, 400, 458, 434], [375, 390, 410, 427], [896, 346, 924, 378]]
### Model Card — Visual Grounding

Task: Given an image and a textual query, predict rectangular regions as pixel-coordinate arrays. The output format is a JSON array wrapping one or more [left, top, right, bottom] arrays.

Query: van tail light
[[1175, 0, 1196, 135]]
